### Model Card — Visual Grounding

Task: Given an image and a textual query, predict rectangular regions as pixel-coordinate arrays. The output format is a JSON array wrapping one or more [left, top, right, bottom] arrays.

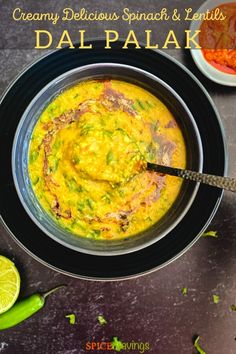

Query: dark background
[[0, 1, 236, 353]]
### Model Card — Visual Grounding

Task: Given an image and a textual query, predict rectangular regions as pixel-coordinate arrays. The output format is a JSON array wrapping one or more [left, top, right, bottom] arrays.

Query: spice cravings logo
[[85, 337, 150, 353]]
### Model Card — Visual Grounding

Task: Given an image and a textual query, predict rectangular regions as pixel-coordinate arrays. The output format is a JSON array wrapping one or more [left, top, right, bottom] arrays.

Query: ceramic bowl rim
[[11, 62, 203, 256]]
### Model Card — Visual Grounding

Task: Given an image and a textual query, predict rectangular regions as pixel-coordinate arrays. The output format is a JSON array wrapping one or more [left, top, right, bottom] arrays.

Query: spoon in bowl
[[147, 162, 236, 193]]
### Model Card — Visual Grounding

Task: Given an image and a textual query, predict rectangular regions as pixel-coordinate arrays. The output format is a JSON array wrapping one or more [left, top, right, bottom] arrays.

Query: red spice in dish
[[199, 3, 236, 74], [202, 49, 236, 74]]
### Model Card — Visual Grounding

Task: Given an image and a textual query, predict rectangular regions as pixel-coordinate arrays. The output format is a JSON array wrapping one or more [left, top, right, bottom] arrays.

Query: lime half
[[0, 255, 21, 314]]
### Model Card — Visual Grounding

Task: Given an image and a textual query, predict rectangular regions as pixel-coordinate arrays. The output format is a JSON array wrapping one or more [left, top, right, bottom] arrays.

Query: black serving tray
[[0, 41, 226, 280]]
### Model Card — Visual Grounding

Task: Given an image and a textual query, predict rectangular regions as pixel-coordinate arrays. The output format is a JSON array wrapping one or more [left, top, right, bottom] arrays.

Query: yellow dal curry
[[29, 79, 186, 239]]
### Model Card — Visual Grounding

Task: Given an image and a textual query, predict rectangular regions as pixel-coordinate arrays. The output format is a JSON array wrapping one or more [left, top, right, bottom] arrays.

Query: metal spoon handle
[[147, 163, 236, 193]]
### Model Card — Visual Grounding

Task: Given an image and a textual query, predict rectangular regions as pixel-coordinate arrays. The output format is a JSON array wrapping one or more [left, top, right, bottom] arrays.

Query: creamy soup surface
[[29, 79, 186, 239]]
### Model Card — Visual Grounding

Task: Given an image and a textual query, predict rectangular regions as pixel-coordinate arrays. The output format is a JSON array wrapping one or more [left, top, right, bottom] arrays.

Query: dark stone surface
[[0, 1, 236, 353]]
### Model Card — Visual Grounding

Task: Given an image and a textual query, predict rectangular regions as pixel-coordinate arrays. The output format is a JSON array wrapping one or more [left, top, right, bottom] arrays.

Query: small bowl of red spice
[[190, 0, 236, 86]]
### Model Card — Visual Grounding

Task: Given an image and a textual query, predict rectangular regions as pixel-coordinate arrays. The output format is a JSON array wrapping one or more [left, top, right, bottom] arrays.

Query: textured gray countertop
[[0, 1, 236, 353]]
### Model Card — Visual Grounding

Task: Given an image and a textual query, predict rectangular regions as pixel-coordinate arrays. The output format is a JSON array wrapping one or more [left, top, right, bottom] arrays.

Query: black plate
[[0, 41, 226, 280]]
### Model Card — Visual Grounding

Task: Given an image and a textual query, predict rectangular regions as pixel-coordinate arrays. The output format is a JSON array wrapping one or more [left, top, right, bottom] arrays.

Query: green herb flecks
[[50, 158, 60, 173], [75, 185, 84, 193], [86, 198, 94, 210], [102, 130, 113, 138], [53, 139, 61, 151], [65, 178, 75, 191], [97, 315, 107, 326], [80, 124, 94, 136], [29, 150, 39, 164], [71, 219, 86, 232], [213, 294, 220, 304], [88, 229, 101, 238], [137, 99, 145, 110], [72, 157, 80, 164], [77, 202, 85, 213], [202, 231, 218, 238], [146, 100, 154, 108], [132, 99, 146, 111], [118, 189, 125, 198], [106, 150, 114, 165], [47, 105, 57, 118], [66, 178, 83, 193], [151, 120, 159, 132], [101, 193, 111, 204], [194, 336, 206, 354], [147, 143, 157, 161], [182, 287, 188, 296], [111, 337, 123, 352], [230, 304, 236, 311], [65, 313, 76, 325], [32, 176, 39, 186], [93, 229, 101, 236]]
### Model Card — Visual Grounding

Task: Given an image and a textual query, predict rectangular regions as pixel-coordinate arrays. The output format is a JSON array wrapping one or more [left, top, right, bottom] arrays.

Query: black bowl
[[12, 62, 202, 256], [0, 41, 226, 279]]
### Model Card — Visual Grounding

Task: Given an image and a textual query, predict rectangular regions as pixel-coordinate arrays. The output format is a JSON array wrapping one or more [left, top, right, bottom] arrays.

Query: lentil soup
[[28, 79, 186, 240]]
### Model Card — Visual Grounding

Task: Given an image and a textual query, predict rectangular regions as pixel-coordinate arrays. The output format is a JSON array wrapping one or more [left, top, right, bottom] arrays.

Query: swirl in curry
[[29, 80, 186, 239]]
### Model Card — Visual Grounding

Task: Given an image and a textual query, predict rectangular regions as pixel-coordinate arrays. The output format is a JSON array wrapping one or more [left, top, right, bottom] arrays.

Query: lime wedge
[[0, 255, 21, 314]]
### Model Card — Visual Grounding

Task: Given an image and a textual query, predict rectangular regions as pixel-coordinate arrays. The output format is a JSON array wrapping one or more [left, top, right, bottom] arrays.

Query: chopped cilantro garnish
[[151, 120, 159, 131], [97, 315, 107, 326], [106, 150, 114, 165], [231, 304, 236, 311], [137, 99, 145, 110], [194, 336, 206, 354], [213, 295, 220, 304], [89, 229, 101, 238], [80, 123, 93, 136], [202, 231, 218, 238], [147, 143, 157, 161], [53, 139, 61, 150], [32, 176, 39, 186], [77, 201, 85, 212], [111, 337, 123, 352], [72, 156, 80, 164], [182, 287, 188, 296], [101, 193, 111, 204], [65, 313, 76, 325], [50, 158, 60, 172], [86, 198, 94, 210], [146, 100, 153, 108], [29, 150, 39, 163]]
